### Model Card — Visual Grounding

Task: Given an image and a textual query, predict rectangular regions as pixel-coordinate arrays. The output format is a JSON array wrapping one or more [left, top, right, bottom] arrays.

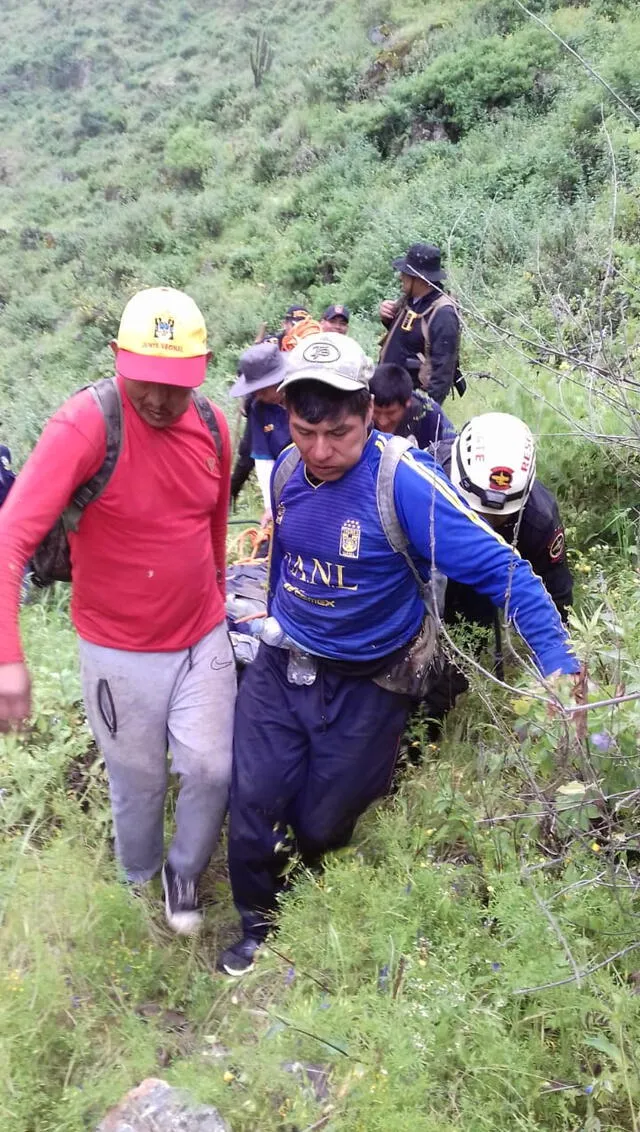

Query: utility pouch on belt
[[371, 615, 441, 699]]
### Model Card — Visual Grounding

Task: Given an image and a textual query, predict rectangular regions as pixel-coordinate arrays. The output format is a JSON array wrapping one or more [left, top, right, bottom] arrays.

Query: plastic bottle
[[260, 616, 287, 647]]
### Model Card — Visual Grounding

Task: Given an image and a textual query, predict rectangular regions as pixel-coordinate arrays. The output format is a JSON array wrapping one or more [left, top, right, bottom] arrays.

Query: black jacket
[[445, 478, 573, 625], [230, 407, 254, 503], [380, 291, 460, 404]]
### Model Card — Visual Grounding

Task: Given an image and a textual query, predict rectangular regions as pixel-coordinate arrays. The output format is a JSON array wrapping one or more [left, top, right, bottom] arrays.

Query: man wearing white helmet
[[448, 412, 573, 621], [424, 412, 573, 733], [219, 336, 579, 976]]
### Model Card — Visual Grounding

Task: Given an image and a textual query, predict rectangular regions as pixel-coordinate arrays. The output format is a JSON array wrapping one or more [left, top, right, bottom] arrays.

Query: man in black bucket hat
[[379, 243, 464, 404]]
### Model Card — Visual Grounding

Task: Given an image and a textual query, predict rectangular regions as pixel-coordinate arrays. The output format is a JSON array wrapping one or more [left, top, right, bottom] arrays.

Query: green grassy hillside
[[1, 0, 640, 1129]]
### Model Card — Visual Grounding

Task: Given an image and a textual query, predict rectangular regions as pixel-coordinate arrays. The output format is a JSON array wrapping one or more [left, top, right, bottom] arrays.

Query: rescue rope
[[228, 525, 271, 565]]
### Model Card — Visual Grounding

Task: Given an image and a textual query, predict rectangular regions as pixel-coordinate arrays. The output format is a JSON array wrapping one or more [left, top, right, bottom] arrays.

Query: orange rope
[[229, 525, 271, 564]]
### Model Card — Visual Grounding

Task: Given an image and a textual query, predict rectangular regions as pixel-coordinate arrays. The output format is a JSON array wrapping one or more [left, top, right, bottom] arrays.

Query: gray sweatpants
[[79, 621, 237, 884]]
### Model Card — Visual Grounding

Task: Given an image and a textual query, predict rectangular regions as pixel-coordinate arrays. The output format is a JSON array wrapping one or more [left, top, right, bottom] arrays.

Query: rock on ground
[[97, 1078, 231, 1132]]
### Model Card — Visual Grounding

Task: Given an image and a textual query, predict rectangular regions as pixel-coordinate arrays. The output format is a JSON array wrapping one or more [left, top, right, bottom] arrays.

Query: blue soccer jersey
[[249, 402, 291, 462], [269, 432, 578, 677]]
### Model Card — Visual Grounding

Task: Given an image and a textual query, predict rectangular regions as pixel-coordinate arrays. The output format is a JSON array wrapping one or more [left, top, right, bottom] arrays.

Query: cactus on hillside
[[250, 31, 273, 88]]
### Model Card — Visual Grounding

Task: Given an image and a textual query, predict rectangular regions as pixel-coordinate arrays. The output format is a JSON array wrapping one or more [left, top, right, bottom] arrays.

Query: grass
[[2, 565, 640, 1130], [0, 0, 639, 1126]]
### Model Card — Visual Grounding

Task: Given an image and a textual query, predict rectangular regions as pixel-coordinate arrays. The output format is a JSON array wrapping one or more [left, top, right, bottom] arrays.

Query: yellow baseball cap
[[116, 287, 209, 387]]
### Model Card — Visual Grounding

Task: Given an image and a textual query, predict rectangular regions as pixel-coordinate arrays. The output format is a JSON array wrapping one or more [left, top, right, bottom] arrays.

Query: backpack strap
[[376, 435, 424, 589], [419, 295, 460, 363], [416, 294, 461, 395], [420, 293, 459, 343], [192, 392, 222, 459], [64, 378, 123, 532], [376, 434, 446, 616], [378, 299, 409, 363], [273, 445, 302, 506]]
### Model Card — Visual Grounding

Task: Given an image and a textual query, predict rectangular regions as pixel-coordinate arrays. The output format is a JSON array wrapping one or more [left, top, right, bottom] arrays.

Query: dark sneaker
[[161, 862, 203, 935], [217, 935, 263, 976]]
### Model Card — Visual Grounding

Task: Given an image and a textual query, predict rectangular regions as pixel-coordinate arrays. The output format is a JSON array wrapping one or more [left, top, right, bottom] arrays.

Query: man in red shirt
[[0, 287, 235, 934]]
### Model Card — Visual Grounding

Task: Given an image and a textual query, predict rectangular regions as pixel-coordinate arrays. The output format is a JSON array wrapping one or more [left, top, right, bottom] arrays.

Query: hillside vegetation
[[0, 0, 639, 1129]]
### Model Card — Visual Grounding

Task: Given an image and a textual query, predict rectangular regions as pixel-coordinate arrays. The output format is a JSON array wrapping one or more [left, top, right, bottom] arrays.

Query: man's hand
[[546, 668, 587, 741], [0, 662, 31, 732], [379, 299, 399, 323]]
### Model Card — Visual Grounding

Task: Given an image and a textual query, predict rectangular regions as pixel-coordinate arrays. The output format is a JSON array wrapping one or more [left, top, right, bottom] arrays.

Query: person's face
[[282, 318, 295, 332], [400, 272, 415, 296], [400, 272, 432, 298], [481, 512, 512, 530], [254, 383, 282, 405], [123, 378, 192, 428], [373, 398, 411, 435], [288, 402, 373, 481], [321, 316, 349, 335]]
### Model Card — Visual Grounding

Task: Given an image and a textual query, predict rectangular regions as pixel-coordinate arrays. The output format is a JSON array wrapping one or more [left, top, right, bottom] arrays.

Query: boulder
[[97, 1078, 230, 1132]]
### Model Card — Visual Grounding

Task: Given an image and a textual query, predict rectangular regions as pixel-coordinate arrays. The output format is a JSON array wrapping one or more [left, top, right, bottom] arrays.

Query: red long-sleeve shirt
[[0, 375, 231, 663]]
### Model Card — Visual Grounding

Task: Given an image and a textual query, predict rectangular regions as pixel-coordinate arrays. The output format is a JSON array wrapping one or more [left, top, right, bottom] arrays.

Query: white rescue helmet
[[451, 412, 536, 516]]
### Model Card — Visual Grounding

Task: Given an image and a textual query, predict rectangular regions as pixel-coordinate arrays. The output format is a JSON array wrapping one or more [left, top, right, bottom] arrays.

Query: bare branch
[[512, 940, 640, 996]]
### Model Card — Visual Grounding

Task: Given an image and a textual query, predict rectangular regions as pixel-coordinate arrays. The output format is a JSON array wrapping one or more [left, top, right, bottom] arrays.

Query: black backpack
[[31, 378, 222, 587]]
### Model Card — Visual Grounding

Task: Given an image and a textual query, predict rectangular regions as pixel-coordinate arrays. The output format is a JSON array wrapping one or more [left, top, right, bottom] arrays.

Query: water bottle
[[260, 616, 287, 647], [286, 648, 318, 687], [260, 617, 318, 685]]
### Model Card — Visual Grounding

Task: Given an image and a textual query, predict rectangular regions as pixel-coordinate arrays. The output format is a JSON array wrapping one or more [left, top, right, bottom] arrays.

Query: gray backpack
[[31, 378, 222, 587]]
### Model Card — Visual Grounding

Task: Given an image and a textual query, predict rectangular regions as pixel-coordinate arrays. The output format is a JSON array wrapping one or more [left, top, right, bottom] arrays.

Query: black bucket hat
[[229, 341, 288, 397], [392, 243, 446, 284]]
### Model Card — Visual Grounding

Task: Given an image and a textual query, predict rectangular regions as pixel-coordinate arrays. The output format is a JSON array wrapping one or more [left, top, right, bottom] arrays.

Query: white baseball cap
[[279, 333, 374, 394]]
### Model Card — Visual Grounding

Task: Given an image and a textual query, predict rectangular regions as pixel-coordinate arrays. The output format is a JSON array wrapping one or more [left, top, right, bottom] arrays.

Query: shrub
[[47, 46, 90, 91], [164, 124, 213, 189], [302, 54, 363, 106], [252, 138, 291, 184], [75, 107, 127, 139], [408, 28, 561, 139]]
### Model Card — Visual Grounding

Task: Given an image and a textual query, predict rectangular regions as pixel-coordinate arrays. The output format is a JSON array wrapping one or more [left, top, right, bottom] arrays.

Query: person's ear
[[109, 339, 118, 357], [365, 399, 374, 427], [405, 398, 412, 408]]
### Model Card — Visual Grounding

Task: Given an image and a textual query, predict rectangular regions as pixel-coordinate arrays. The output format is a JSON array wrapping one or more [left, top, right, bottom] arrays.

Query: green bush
[[164, 124, 213, 188], [75, 107, 127, 139], [251, 138, 291, 184], [408, 28, 562, 139]]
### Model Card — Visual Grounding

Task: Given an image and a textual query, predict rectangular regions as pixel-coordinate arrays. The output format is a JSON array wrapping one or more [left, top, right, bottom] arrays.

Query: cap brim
[[278, 369, 367, 394], [117, 348, 207, 388], [229, 370, 286, 397]]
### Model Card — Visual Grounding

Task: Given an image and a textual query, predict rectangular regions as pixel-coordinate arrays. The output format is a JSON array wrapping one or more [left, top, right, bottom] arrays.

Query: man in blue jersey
[[219, 334, 580, 976]]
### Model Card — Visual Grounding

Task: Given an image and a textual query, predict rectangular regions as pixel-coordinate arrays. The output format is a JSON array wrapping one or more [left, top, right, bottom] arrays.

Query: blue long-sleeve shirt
[[269, 432, 578, 677]]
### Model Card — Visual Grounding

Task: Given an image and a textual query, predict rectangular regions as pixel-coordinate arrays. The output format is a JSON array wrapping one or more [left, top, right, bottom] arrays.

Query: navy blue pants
[[228, 643, 411, 939]]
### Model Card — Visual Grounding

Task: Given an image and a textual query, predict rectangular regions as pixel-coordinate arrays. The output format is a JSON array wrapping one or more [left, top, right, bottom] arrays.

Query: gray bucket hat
[[230, 341, 289, 397]]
